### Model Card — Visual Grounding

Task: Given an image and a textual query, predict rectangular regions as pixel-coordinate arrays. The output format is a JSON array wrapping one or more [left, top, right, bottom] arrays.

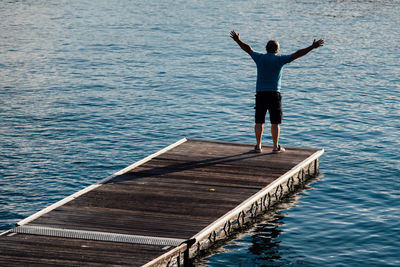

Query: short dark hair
[[266, 40, 279, 53]]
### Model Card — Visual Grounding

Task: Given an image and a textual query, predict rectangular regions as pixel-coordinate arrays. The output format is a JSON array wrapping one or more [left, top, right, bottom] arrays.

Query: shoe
[[253, 146, 262, 153], [272, 145, 285, 154]]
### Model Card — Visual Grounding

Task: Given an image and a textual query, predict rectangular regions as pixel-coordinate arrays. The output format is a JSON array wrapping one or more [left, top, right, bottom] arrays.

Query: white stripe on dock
[[13, 225, 185, 247]]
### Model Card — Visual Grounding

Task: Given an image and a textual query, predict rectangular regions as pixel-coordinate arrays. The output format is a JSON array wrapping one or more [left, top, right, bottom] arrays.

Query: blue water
[[1, 0, 399, 266]]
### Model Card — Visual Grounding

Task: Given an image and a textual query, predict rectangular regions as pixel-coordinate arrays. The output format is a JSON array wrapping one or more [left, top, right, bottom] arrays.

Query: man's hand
[[292, 38, 324, 61], [230, 30, 240, 42], [312, 39, 324, 49], [230, 30, 252, 54]]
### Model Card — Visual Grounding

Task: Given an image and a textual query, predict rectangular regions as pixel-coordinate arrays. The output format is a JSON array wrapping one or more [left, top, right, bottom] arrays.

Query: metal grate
[[13, 225, 185, 247]]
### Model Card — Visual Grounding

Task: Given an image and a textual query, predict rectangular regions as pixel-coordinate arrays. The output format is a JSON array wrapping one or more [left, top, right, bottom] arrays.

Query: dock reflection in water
[[196, 176, 321, 267]]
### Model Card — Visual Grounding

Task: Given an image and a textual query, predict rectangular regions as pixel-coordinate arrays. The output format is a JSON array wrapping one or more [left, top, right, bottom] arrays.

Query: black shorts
[[255, 91, 282, 124]]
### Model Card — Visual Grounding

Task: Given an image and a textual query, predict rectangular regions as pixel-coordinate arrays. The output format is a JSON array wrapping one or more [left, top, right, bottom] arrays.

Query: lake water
[[1, 0, 399, 266]]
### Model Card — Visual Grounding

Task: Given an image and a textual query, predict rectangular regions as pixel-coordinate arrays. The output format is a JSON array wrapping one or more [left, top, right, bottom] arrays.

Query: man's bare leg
[[255, 123, 264, 150], [271, 123, 280, 150]]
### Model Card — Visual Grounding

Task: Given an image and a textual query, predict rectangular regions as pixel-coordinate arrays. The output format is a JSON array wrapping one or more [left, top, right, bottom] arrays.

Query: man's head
[[266, 40, 279, 54]]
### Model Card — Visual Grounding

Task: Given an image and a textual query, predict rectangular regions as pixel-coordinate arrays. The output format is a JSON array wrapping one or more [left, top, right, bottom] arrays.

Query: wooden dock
[[0, 138, 323, 266]]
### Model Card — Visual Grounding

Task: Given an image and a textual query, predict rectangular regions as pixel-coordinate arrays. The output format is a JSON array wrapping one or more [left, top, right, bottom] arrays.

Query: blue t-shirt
[[250, 50, 292, 92]]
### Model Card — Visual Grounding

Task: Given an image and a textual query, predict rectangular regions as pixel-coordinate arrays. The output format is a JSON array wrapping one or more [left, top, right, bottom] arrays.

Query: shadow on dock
[[110, 150, 270, 183]]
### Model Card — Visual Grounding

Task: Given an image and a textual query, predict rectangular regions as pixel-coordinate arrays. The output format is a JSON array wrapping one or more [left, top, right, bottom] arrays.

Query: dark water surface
[[1, 0, 399, 266]]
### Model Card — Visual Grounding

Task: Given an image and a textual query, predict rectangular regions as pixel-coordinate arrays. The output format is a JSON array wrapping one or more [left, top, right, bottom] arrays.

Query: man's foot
[[272, 145, 285, 154], [253, 145, 262, 153]]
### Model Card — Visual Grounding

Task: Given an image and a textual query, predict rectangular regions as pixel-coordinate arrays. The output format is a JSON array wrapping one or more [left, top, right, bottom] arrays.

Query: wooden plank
[[29, 207, 213, 238], [166, 139, 317, 156], [0, 233, 170, 267], [29, 181, 259, 239]]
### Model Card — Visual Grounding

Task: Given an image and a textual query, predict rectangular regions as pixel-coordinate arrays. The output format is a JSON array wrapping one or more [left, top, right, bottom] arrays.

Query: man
[[230, 30, 324, 153]]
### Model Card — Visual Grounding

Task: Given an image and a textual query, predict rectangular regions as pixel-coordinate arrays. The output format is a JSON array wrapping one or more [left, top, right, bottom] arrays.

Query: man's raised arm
[[291, 39, 324, 61], [230, 30, 252, 54]]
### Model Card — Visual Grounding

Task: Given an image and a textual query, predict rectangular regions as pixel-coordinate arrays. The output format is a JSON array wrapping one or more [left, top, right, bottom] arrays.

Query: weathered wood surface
[[0, 139, 323, 266], [0, 233, 169, 266]]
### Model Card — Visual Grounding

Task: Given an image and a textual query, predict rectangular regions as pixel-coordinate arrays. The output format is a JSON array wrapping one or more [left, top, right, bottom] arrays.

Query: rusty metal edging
[[142, 243, 188, 267]]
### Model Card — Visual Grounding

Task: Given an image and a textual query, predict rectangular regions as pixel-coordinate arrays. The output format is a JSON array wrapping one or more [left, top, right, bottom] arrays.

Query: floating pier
[[0, 138, 323, 266]]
